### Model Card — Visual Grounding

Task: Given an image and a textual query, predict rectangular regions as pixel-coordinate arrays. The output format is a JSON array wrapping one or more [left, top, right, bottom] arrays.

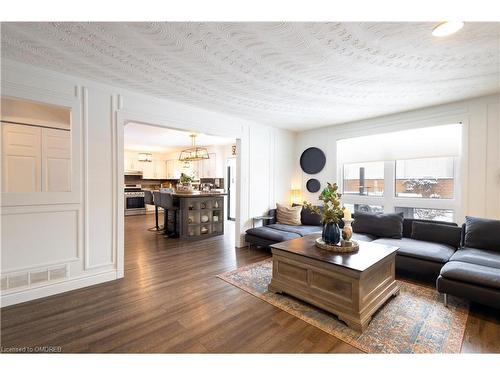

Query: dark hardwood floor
[[1, 214, 499, 353]]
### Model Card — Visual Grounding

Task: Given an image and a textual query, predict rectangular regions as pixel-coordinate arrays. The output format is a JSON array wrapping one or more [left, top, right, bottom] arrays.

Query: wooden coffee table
[[269, 234, 400, 332]]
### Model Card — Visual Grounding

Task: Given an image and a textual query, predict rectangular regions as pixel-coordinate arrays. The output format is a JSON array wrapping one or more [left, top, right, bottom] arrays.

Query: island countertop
[[171, 192, 228, 197]]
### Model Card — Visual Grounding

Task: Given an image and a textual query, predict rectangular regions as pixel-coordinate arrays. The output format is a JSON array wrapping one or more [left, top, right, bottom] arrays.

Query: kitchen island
[[172, 192, 227, 240]]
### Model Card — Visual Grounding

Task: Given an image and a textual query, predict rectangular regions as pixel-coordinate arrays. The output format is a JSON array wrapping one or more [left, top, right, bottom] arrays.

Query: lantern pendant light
[[178, 134, 210, 162]]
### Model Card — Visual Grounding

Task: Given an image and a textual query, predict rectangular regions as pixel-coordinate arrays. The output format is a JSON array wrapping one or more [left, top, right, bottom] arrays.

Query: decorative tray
[[315, 238, 359, 253]]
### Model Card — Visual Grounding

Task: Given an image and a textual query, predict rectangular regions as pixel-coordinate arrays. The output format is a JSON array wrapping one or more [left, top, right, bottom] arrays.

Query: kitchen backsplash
[[124, 175, 224, 190]]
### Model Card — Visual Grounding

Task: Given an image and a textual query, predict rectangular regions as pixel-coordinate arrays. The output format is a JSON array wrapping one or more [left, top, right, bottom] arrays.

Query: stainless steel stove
[[124, 184, 146, 215]]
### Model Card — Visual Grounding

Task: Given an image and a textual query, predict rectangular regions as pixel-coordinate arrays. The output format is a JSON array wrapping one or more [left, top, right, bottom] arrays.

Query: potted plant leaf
[[303, 182, 344, 245]]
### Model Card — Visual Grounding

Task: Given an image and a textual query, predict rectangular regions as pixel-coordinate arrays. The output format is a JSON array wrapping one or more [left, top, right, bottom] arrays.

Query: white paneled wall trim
[[1, 59, 295, 306]]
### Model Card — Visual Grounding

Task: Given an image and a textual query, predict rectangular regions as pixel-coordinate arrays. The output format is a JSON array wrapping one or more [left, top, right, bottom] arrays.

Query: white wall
[[1, 59, 295, 306], [295, 94, 500, 222]]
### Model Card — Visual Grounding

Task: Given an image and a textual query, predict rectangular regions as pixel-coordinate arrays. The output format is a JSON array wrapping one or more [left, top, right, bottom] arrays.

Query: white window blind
[[337, 124, 462, 163]]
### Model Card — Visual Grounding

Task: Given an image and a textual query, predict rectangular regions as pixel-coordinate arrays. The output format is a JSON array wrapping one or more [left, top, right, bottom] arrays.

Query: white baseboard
[[236, 233, 247, 248], [0, 270, 118, 308]]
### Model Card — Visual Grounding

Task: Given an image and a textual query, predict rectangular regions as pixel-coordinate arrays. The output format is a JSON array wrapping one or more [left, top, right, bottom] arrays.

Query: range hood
[[124, 170, 143, 176]]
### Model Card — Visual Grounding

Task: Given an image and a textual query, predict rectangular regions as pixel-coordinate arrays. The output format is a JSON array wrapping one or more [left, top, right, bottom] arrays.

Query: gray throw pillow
[[464, 216, 500, 252], [293, 204, 322, 226], [352, 212, 404, 239], [411, 221, 462, 249]]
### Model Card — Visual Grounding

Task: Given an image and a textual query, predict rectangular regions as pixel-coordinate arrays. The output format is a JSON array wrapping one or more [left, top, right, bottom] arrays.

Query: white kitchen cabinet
[[124, 155, 136, 171], [199, 153, 217, 178], [2, 123, 71, 192], [140, 161, 155, 179], [42, 128, 71, 192], [140, 159, 167, 179], [166, 159, 175, 179], [154, 160, 167, 179], [2, 122, 42, 192], [167, 159, 182, 179]]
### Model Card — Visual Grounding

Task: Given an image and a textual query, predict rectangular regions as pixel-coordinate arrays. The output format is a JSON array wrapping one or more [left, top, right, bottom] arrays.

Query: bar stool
[[159, 192, 180, 238], [145, 191, 160, 232], [152, 191, 164, 233]]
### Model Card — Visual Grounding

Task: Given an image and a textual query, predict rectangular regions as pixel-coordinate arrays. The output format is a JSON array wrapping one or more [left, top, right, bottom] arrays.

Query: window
[[395, 207, 454, 222], [343, 161, 384, 196], [337, 124, 461, 222], [344, 203, 384, 214], [395, 157, 454, 199]]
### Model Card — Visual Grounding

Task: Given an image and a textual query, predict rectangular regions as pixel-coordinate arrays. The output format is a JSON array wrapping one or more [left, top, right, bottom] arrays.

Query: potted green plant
[[179, 173, 193, 184], [303, 182, 344, 245]]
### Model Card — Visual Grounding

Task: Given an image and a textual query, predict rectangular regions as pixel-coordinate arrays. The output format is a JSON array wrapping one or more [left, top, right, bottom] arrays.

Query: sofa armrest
[[264, 209, 277, 225]]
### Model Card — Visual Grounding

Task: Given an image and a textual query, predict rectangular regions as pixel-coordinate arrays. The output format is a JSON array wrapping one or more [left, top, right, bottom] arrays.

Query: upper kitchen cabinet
[[154, 160, 167, 179], [142, 159, 167, 179], [199, 153, 217, 178], [1, 97, 72, 193]]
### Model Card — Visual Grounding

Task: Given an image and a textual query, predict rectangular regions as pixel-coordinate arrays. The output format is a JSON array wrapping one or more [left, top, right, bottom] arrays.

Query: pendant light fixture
[[178, 134, 210, 162], [138, 153, 153, 162]]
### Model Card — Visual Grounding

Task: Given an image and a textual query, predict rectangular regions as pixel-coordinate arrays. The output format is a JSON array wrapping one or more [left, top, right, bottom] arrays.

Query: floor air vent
[[30, 270, 49, 284], [49, 266, 67, 281]]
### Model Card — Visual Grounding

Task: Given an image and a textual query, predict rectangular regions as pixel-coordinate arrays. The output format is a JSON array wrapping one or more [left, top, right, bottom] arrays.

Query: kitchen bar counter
[[171, 192, 227, 197], [151, 191, 226, 240]]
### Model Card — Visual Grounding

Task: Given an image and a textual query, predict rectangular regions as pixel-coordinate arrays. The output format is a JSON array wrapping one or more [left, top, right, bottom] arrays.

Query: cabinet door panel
[[42, 128, 71, 192], [154, 160, 167, 179], [2, 123, 41, 192], [141, 161, 155, 179]]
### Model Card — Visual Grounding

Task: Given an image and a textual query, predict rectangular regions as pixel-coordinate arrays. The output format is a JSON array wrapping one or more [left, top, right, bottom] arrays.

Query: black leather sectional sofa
[[245, 208, 500, 309], [437, 217, 500, 308]]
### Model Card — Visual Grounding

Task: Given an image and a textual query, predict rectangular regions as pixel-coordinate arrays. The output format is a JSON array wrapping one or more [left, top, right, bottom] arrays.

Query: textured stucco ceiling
[[1, 22, 499, 131]]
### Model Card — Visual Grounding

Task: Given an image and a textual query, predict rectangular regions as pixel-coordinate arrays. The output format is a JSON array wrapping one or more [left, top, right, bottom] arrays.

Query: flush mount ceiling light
[[138, 152, 153, 162], [178, 134, 210, 162], [432, 21, 464, 37]]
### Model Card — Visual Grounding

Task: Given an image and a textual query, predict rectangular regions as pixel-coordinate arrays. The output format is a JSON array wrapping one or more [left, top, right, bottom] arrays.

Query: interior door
[[227, 157, 236, 221]]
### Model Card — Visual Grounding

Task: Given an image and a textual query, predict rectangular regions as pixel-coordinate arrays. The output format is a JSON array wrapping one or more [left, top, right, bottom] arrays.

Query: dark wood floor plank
[[1, 213, 499, 353]]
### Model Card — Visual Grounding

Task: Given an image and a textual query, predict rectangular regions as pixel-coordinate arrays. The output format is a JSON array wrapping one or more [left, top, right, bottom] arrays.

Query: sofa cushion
[[373, 237, 455, 263], [351, 232, 377, 242], [276, 203, 302, 226], [402, 218, 457, 238], [245, 226, 301, 242], [440, 261, 500, 290], [266, 223, 322, 237], [464, 216, 500, 252], [449, 247, 500, 269], [352, 212, 404, 239], [411, 221, 462, 249], [301, 206, 322, 226]]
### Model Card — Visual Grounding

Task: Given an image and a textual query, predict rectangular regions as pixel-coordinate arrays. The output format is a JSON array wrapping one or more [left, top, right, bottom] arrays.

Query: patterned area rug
[[217, 259, 469, 353]]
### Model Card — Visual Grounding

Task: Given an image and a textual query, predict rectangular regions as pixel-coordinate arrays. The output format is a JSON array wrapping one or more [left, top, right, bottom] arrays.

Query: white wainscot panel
[[2, 209, 79, 272], [85, 87, 114, 269]]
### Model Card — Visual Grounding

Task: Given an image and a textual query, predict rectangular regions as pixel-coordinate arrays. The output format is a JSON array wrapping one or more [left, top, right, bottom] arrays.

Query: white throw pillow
[[276, 203, 302, 226]]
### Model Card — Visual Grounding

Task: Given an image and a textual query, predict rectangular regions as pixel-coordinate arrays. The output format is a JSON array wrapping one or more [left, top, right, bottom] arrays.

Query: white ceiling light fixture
[[138, 152, 153, 162], [178, 134, 210, 162], [432, 21, 464, 37]]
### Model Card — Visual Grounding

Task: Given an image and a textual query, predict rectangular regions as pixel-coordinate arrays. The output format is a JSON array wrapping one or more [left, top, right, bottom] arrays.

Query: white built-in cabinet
[[142, 159, 167, 179], [124, 151, 221, 180], [42, 128, 71, 192], [166, 159, 177, 179], [197, 153, 217, 178], [2, 122, 71, 192], [124, 151, 169, 179]]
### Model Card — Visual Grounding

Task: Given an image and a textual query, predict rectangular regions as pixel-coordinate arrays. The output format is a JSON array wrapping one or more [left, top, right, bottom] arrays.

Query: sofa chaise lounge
[[437, 216, 500, 308]]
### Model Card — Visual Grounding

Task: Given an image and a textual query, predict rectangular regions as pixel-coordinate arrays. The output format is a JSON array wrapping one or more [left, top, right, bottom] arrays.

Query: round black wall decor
[[300, 147, 326, 174], [306, 178, 321, 193]]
